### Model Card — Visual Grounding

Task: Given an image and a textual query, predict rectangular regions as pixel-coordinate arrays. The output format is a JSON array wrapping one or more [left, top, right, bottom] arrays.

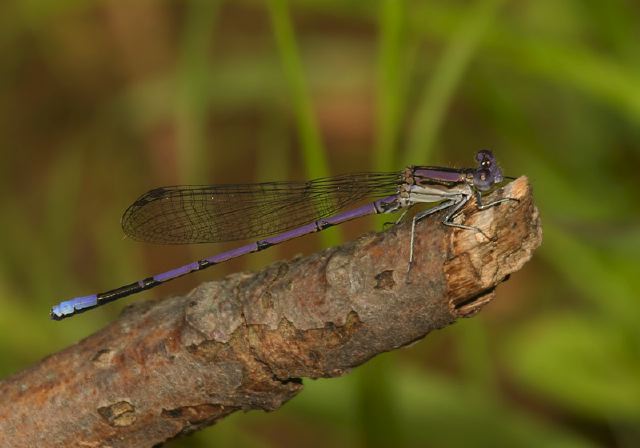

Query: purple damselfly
[[50, 150, 512, 320]]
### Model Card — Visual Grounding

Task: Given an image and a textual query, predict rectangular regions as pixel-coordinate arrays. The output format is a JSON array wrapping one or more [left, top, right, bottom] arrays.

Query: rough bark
[[0, 177, 541, 448]]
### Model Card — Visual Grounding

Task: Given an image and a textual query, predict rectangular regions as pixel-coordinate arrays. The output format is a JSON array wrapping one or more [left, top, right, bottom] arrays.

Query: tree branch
[[0, 177, 541, 447]]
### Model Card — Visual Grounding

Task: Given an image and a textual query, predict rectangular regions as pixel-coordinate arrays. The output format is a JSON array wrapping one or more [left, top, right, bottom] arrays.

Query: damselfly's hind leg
[[382, 208, 410, 230], [408, 199, 457, 268]]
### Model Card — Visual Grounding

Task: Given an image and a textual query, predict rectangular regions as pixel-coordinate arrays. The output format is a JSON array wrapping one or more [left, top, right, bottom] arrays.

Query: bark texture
[[0, 177, 541, 448]]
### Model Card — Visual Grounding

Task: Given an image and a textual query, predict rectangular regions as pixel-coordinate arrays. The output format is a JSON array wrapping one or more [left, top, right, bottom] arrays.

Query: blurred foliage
[[1, 0, 639, 446]]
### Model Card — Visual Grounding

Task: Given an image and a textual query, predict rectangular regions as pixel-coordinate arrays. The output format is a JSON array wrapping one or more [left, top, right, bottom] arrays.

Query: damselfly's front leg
[[408, 192, 497, 269], [474, 189, 519, 210], [407, 188, 516, 272], [442, 188, 519, 239], [440, 193, 492, 237]]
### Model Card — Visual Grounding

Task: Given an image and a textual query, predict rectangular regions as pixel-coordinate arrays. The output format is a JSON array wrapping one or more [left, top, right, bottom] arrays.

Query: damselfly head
[[475, 149, 497, 172], [473, 149, 503, 191]]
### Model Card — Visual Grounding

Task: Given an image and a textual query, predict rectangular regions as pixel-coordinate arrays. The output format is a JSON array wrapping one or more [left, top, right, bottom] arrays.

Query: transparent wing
[[121, 172, 401, 244]]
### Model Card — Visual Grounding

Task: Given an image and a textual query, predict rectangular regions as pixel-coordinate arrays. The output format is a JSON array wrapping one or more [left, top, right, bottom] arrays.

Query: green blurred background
[[1, 0, 639, 446]]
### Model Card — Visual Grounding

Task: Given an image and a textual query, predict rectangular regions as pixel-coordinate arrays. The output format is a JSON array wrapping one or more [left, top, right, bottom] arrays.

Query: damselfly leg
[[408, 198, 461, 267], [474, 189, 519, 210], [407, 189, 517, 270]]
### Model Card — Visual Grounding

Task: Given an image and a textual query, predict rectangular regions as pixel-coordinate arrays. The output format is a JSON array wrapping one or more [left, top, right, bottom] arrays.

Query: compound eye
[[475, 149, 494, 164], [473, 168, 493, 191]]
